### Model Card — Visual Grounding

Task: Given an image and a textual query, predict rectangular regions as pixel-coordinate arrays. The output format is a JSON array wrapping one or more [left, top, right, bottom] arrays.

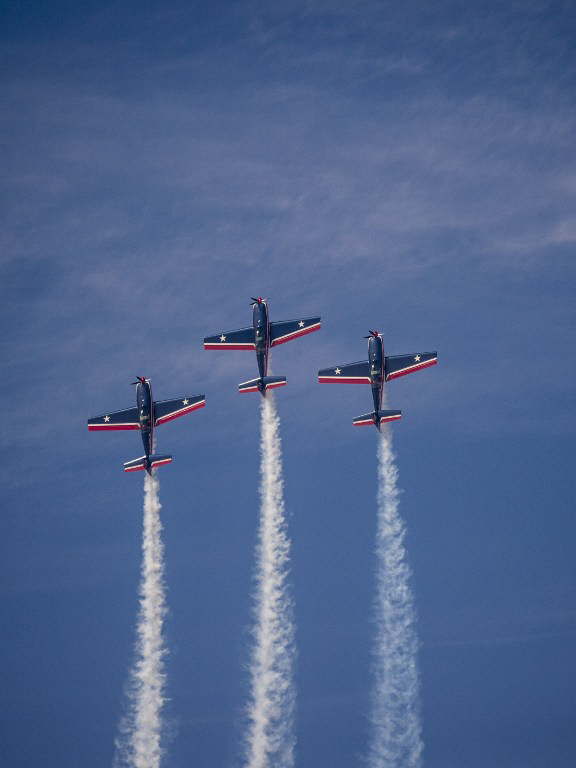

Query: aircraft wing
[[204, 326, 255, 350], [154, 395, 206, 426], [269, 317, 321, 347], [318, 361, 371, 383], [385, 352, 438, 380], [87, 406, 140, 431]]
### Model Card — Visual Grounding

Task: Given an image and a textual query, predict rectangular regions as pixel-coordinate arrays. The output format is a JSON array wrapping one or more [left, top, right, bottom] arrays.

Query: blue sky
[[1, 1, 575, 765]]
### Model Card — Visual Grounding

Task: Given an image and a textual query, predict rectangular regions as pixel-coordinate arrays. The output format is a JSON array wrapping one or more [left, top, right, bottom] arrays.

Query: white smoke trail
[[244, 394, 296, 768], [368, 427, 423, 768], [114, 471, 168, 768]]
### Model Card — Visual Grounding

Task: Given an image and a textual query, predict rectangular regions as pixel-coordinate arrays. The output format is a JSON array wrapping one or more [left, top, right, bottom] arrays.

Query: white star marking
[[414, 355, 421, 361], [104, 415, 110, 422], [335, 367, 341, 374], [183, 399, 189, 405], [220, 335, 226, 342], [298, 320, 305, 327]]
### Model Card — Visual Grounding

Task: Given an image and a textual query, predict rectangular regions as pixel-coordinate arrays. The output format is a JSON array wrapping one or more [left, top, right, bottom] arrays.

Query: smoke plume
[[367, 428, 423, 768], [114, 471, 168, 768], [244, 394, 296, 768]]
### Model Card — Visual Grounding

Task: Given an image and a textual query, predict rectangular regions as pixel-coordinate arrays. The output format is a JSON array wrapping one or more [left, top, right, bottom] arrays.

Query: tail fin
[[353, 409, 402, 428], [238, 375, 287, 395], [123, 454, 172, 472]]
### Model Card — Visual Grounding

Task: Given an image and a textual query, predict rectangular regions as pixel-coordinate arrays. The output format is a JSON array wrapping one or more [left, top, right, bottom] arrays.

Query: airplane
[[87, 377, 205, 473], [204, 297, 321, 395], [318, 330, 437, 430]]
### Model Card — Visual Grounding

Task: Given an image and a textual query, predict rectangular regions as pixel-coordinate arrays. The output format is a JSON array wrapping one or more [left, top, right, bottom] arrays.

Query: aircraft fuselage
[[368, 334, 384, 414], [136, 379, 153, 466], [253, 300, 270, 378]]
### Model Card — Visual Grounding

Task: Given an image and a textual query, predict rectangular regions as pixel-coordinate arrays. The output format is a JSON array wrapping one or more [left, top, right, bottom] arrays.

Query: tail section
[[123, 454, 173, 473], [149, 454, 173, 469], [124, 455, 148, 473], [262, 376, 287, 393], [238, 375, 287, 395], [353, 409, 402, 429]]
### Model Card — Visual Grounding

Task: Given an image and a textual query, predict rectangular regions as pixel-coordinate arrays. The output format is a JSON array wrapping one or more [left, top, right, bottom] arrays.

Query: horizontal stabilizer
[[238, 375, 287, 394], [262, 376, 287, 392], [149, 454, 173, 469], [377, 409, 402, 424], [124, 455, 148, 472], [123, 454, 172, 472], [353, 409, 402, 427]]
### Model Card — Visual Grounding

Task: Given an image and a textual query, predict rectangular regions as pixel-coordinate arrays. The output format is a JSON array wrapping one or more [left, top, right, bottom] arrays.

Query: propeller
[[131, 375, 147, 385], [250, 296, 265, 305], [364, 329, 380, 338]]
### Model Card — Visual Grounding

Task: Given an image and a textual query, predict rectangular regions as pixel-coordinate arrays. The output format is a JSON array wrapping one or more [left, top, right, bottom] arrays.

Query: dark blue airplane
[[318, 330, 437, 430], [204, 298, 321, 395], [87, 377, 205, 473]]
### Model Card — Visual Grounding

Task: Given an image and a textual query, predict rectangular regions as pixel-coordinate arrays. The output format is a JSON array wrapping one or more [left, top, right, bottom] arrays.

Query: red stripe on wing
[[386, 358, 437, 380], [270, 323, 321, 347], [204, 343, 255, 350], [155, 400, 205, 425], [318, 376, 372, 384]]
